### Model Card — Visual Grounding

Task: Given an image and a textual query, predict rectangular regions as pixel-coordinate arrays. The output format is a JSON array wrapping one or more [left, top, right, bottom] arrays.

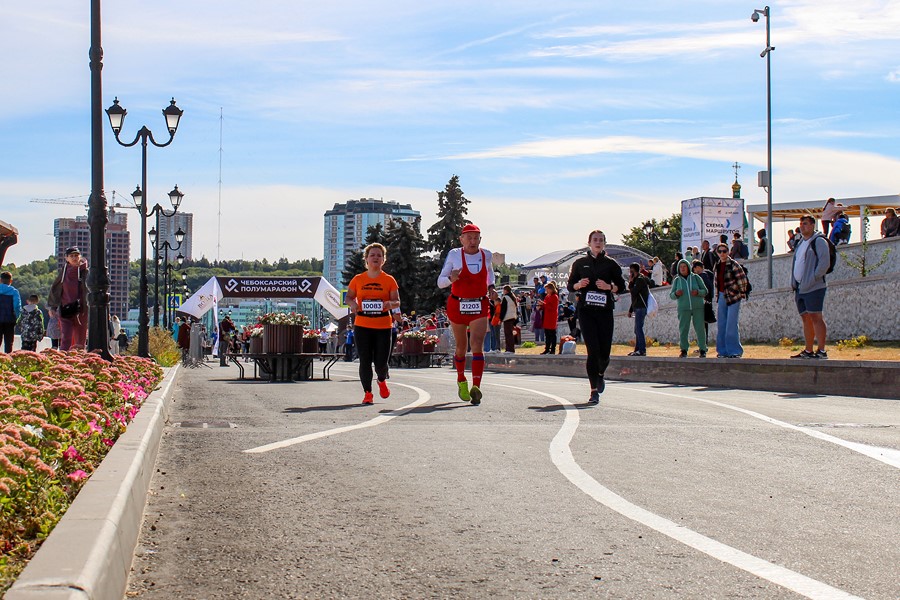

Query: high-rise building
[[54, 209, 131, 318], [156, 212, 193, 261], [323, 199, 421, 285]]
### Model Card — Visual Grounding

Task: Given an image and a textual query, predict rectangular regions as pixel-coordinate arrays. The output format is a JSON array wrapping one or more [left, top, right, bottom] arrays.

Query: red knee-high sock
[[454, 355, 467, 382], [472, 353, 484, 387]]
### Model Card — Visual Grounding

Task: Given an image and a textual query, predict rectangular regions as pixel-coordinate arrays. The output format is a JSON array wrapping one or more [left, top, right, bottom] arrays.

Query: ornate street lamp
[[150, 225, 185, 330], [106, 97, 183, 357]]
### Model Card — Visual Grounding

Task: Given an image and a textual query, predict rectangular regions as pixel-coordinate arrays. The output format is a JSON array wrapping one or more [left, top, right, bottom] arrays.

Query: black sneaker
[[588, 390, 600, 405], [679, 350, 688, 358], [815, 350, 828, 360], [790, 350, 817, 359]]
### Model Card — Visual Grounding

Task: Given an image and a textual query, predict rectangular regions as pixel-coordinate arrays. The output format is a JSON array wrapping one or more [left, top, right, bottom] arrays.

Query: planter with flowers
[[246, 325, 264, 354], [301, 329, 321, 354], [400, 330, 426, 355], [423, 334, 439, 353], [258, 312, 309, 354]]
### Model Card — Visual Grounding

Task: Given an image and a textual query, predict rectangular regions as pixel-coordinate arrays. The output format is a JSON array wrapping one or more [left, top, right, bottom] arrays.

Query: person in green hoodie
[[669, 258, 708, 358]]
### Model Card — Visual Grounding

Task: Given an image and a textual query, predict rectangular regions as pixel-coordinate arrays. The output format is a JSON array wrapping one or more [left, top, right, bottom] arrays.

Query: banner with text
[[681, 197, 745, 253]]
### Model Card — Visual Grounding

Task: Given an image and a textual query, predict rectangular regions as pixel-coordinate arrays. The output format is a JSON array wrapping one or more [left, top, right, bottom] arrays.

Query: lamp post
[[642, 220, 675, 258], [752, 6, 774, 289], [149, 226, 184, 331], [107, 98, 183, 356], [148, 186, 184, 326], [87, 0, 112, 359]]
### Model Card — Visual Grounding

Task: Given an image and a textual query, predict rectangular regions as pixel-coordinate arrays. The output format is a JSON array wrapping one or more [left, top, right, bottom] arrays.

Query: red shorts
[[446, 296, 489, 325]]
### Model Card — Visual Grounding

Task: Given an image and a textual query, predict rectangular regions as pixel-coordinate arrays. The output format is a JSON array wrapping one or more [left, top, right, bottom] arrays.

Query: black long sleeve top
[[566, 251, 627, 312]]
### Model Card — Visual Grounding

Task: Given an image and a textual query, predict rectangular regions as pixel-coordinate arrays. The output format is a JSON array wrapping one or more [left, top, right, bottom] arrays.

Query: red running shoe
[[377, 380, 390, 399], [363, 392, 374, 404]]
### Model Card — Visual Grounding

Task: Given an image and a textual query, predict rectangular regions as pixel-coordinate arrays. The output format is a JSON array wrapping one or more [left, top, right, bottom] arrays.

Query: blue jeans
[[716, 293, 743, 357], [489, 323, 501, 351], [534, 327, 545, 342], [633, 307, 647, 353]]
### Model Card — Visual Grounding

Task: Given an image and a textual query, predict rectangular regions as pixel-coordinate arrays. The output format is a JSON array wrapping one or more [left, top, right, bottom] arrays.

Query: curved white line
[[490, 382, 863, 600], [244, 382, 431, 454], [631, 386, 900, 470]]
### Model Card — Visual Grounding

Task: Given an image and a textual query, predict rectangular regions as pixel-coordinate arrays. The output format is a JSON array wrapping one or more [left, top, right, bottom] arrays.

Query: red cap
[[461, 223, 480, 234]]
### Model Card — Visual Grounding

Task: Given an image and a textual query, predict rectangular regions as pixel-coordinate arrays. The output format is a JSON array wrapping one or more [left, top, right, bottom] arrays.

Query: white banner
[[681, 197, 744, 252]]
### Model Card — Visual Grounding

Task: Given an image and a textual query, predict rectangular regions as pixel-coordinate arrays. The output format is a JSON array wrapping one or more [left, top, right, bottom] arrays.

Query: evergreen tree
[[420, 175, 472, 313], [383, 217, 425, 313], [341, 223, 385, 287]]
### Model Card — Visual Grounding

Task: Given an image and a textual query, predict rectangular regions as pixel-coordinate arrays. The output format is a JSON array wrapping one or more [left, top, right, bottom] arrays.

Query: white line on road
[[243, 383, 431, 454], [492, 382, 864, 600], [630, 385, 900, 470]]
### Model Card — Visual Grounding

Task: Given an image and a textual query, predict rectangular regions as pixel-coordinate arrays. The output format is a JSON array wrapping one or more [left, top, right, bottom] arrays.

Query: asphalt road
[[126, 360, 900, 599]]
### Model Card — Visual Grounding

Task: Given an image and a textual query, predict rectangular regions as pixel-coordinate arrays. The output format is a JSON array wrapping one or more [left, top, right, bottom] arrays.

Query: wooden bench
[[229, 352, 341, 382]]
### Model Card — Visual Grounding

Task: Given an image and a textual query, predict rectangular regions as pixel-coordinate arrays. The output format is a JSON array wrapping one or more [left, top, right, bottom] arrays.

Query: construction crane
[[30, 191, 136, 210]]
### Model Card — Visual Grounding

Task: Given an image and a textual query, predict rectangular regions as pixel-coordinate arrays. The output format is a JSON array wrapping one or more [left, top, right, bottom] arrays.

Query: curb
[[5, 365, 180, 600]]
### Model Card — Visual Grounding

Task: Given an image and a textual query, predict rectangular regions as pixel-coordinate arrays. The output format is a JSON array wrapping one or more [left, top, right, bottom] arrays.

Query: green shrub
[[121, 327, 181, 367], [521, 341, 536, 348]]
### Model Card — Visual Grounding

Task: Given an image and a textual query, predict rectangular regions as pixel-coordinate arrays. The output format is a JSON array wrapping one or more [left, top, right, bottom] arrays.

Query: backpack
[[739, 263, 752, 298], [838, 221, 851, 242], [811, 234, 837, 275]]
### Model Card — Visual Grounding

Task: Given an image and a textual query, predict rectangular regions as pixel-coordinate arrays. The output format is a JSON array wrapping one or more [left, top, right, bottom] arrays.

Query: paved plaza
[[120, 361, 899, 599]]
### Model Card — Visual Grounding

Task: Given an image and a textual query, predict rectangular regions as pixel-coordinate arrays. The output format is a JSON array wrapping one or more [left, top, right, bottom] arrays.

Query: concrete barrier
[[485, 354, 899, 400], [5, 366, 180, 600]]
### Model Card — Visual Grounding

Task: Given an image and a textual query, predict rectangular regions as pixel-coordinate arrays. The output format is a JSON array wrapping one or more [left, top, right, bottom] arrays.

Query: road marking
[[243, 383, 431, 454], [629, 385, 900, 470], [492, 382, 864, 600]]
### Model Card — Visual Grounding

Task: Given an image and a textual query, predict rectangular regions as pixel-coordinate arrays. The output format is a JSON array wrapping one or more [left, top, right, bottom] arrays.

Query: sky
[[2, 0, 899, 269]]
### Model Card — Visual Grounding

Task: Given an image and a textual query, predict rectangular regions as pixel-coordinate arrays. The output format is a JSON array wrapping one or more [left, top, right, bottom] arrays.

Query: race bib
[[361, 300, 384, 315], [459, 299, 483, 314], [584, 291, 608, 307]]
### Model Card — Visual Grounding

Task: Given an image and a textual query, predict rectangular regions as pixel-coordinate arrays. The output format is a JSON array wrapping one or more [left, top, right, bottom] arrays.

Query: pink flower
[[101, 438, 114, 447], [88, 420, 102, 434], [67, 469, 89, 481], [63, 445, 85, 461]]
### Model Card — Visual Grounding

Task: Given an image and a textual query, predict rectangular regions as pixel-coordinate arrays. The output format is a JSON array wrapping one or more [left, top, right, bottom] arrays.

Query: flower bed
[[0, 350, 163, 592]]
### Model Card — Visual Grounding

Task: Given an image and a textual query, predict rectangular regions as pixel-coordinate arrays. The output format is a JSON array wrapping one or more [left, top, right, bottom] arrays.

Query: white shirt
[[651, 261, 665, 286], [437, 247, 495, 289], [793, 236, 812, 282]]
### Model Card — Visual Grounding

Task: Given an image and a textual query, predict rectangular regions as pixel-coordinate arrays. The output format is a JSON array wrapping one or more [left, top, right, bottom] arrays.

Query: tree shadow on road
[[283, 404, 371, 413]]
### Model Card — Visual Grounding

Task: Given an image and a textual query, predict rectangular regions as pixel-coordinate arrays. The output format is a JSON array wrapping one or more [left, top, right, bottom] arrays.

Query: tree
[[840, 206, 891, 277], [620, 213, 683, 268], [420, 175, 472, 313], [341, 223, 385, 287], [383, 217, 426, 313]]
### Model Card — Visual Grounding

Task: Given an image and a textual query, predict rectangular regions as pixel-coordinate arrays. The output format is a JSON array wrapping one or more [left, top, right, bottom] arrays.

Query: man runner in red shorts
[[437, 223, 495, 405]]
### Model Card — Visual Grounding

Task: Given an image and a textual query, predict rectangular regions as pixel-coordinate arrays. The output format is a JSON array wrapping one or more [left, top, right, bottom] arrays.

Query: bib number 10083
[[361, 300, 384, 314]]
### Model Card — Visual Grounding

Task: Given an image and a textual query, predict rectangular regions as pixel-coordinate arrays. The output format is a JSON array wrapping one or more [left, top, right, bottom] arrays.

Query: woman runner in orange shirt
[[346, 243, 401, 404]]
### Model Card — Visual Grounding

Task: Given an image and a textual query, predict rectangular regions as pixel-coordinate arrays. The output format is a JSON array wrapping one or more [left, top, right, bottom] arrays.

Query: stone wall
[[612, 235, 900, 344]]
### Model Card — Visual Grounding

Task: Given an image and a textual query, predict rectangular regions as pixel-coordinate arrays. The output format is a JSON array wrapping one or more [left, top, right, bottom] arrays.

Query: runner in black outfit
[[566, 230, 626, 404]]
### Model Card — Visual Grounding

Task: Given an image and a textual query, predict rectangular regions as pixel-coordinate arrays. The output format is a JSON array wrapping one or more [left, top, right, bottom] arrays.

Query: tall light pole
[[753, 6, 775, 289], [149, 226, 184, 330], [88, 0, 112, 359], [106, 98, 183, 357]]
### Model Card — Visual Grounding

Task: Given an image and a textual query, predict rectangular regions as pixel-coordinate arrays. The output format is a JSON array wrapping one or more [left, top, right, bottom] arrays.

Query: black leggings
[[544, 328, 557, 354], [577, 308, 614, 390], [354, 325, 392, 392]]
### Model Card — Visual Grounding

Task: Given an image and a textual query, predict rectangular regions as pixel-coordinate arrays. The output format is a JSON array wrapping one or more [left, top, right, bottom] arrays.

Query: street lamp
[[752, 6, 775, 289], [149, 225, 185, 330], [107, 97, 184, 357], [87, 0, 112, 359], [642, 221, 673, 257]]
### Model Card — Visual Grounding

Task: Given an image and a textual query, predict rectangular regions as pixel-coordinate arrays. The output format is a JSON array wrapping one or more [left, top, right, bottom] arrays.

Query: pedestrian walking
[[790, 215, 831, 359], [18, 294, 44, 352], [0, 271, 22, 353], [566, 230, 626, 404], [437, 223, 495, 405], [347, 242, 401, 404], [48, 247, 89, 351]]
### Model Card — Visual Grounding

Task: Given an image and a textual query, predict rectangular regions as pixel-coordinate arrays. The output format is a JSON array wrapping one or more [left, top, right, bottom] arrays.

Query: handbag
[[60, 300, 81, 319], [645, 292, 659, 318], [704, 301, 717, 324]]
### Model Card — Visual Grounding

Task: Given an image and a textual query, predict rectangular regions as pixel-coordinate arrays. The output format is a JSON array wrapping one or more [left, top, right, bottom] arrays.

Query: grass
[[516, 340, 900, 361]]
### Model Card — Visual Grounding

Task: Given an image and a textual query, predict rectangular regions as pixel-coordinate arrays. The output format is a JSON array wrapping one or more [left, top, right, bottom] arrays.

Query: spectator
[[714, 244, 749, 358], [829, 212, 851, 245], [669, 252, 683, 281], [48, 247, 88, 351], [109, 314, 122, 355], [700, 240, 715, 271], [46, 307, 61, 349], [881, 208, 899, 238], [486, 288, 501, 353], [756, 228, 771, 257], [790, 215, 831, 359], [18, 294, 44, 351], [626, 262, 650, 356], [730, 233, 749, 260], [117, 330, 129, 354], [650, 257, 665, 287], [531, 299, 544, 345], [539, 282, 559, 355], [693, 260, 715, 347], [500, 285, 519, 354], [669, 259, 708, 358], [820, 197, 844, 238], [0, 271, 22, 353]]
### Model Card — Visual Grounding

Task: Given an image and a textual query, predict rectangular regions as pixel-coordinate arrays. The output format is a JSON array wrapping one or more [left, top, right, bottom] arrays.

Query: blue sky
[[2, 1, 898, 268]]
